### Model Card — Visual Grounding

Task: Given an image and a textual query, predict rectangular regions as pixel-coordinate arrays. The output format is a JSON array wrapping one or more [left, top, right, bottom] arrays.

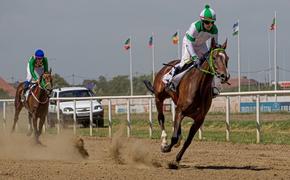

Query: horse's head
[[40, 68, 53, 95], [209, 38, 230, 84]]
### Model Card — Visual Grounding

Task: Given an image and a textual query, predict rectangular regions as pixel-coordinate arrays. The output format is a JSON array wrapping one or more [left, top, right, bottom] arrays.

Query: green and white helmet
[[199, 4, 216, 22]]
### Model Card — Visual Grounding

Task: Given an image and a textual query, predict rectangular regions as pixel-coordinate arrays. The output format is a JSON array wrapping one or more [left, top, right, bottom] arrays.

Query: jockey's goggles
[[36, 57, 43, 60], [203, 20, 214, 25]]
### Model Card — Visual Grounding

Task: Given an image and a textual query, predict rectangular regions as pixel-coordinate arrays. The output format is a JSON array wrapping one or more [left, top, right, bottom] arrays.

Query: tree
[[108, 75, 130, 95], [0, 88, 10, 98], [53, 73, 70, 88]]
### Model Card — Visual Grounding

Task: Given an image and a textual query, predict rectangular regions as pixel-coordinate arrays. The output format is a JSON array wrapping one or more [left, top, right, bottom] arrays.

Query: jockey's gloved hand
[[191, 56, 198, 62]]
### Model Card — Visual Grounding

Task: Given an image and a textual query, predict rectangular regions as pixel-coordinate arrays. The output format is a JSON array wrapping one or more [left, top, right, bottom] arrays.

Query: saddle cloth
[[162, 63, 196, 89], [24, 84, 36, 101]]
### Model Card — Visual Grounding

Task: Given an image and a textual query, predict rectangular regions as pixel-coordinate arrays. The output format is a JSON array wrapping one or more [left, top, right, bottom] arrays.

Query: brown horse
[[144, 38, 229, 169], [12, 70, 53, 144]]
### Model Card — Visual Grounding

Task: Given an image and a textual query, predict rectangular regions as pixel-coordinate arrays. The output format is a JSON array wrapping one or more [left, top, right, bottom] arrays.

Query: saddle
[[22, 83, 37, 102], [169, 63, 196, 91], [164, 52, 210, 91]]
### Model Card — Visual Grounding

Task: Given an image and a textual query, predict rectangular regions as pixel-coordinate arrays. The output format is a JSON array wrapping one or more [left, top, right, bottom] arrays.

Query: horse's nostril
[[221, 74, 225, 78]]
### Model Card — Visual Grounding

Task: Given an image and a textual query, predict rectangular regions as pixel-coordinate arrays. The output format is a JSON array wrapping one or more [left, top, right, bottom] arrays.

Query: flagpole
[[152, 33, 155, 82], [237, 19, 241, 93], [267, 30, 271, 86], [274, 11, 277, 91], [129, 36, 133, 96], [177, 29, 180, 59]]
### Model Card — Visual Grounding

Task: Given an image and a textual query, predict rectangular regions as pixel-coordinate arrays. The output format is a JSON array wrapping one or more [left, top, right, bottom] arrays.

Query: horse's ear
[[222, 38, 228, 49], [210, 38, 216, 49]]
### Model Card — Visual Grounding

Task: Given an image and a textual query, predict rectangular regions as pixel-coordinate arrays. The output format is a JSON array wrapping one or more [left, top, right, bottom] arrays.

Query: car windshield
[[59, 90, 92, 98]]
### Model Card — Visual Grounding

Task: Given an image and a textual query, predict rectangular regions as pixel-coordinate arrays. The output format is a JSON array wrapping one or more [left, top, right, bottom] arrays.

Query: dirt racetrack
[[0, 130, 290, 180]]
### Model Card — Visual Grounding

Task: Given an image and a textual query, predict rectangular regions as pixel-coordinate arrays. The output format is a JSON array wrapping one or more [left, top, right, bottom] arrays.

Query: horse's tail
[[143, 80, 156, 94]]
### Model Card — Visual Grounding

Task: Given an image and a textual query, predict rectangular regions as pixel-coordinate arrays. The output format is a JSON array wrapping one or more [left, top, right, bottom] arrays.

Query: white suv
[[48, 87, 104, 127]]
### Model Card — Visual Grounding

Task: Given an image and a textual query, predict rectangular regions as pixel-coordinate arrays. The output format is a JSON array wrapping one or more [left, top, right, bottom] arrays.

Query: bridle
[[31, 75, 52, 104], [198, 47, 230, 84]]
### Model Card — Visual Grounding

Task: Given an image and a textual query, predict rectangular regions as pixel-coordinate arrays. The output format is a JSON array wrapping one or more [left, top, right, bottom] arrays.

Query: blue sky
[[0, 0, 289, 84]]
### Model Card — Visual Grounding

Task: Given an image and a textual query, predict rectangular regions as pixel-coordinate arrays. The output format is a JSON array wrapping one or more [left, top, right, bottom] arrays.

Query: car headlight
[[64, 107, 74, 112], [94, 105, 103, 110]]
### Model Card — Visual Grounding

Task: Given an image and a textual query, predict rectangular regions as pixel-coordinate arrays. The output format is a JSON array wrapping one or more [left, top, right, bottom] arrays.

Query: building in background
[[0, 77, 16, 97]]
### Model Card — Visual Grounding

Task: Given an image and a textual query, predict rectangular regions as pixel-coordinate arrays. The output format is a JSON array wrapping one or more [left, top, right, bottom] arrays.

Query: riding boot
[[172, 65, 182, 77], [21, 81, 30, 102], [21, 89, 27, 102], [165, 66, 181, 92]]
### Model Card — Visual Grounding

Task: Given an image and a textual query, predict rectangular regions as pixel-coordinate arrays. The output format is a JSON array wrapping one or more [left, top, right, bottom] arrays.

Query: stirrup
[[21, 93, 26, 102], [165, 82, 176, 92], [212, 87, 220, 98]]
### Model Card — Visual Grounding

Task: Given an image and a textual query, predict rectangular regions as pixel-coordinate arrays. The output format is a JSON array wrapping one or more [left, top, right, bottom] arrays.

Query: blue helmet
[[35, 49, 45, 58]]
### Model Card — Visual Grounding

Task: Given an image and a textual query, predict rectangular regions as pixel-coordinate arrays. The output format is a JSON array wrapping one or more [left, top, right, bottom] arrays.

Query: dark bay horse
[[12, 70, 53, 144], [144, 38, 229, 169]]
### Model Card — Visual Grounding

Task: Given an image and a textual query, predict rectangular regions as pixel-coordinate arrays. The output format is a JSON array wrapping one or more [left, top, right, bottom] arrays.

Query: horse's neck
[[39, 88, 48, 100], [33, 86, 47, 99], [198, 63, 214, 89]]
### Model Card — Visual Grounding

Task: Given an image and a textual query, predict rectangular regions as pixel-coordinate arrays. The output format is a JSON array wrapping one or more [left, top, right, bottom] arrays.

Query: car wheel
[[82, 121, 90, 128], [94, 118, 104, 127]]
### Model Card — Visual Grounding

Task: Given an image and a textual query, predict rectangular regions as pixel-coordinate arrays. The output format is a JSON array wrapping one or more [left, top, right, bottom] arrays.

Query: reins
[[198, 48, 225, 76], [30, 79, 51, 105], [31, 85, 49, 104]]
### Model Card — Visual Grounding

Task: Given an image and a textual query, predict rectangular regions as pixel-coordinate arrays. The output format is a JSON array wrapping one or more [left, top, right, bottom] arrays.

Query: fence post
[[108, 99, 112, 138], [90, 99, 93, 136], [226, 96, 230, 141], [127, 99, 131, 137], [149, 98, 153, 138], [256, 95, 261, 143], [57, 100, 60, 134], [3, 101, 6, 129], [73, 100, 77, 135]]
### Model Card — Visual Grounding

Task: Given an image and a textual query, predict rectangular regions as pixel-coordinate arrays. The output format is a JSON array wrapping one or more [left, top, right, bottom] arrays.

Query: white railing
[[50, 95, 153, 137], [0, 99, 14, 130], [220, 90, 290, 143], [1, 90, 290, 143]]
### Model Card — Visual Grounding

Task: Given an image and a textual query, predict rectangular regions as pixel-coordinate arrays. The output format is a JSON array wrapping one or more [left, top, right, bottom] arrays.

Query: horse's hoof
[[168, 161, 179, 169], [161, 144, 171, 153]]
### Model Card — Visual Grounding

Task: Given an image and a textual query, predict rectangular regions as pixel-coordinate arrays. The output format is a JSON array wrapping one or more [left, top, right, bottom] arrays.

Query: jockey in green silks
[[22, 49, 48, 101], [163, 4, 220, 96]]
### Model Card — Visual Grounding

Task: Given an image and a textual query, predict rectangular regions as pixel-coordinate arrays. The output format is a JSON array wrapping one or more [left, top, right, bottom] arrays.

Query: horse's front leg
[[156, 98, 168, 149], [32, 114, 41, 144], [177, 118, 204, 161], [159, 114, 168, 148], [26, 113, 33, 136], [162, 109, 184, 153], [12, 102, 23, 133], [37, 115, 46, 138], [167, 116, 204, 169]]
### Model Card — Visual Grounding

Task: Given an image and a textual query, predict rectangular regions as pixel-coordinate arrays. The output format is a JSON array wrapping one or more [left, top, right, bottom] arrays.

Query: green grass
[[70, 116, 290, 145], [4, 111, 290, 145]]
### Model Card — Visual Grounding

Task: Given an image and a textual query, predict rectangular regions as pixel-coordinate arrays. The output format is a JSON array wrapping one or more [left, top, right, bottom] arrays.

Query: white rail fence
[[1, 90, 290, 143]]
